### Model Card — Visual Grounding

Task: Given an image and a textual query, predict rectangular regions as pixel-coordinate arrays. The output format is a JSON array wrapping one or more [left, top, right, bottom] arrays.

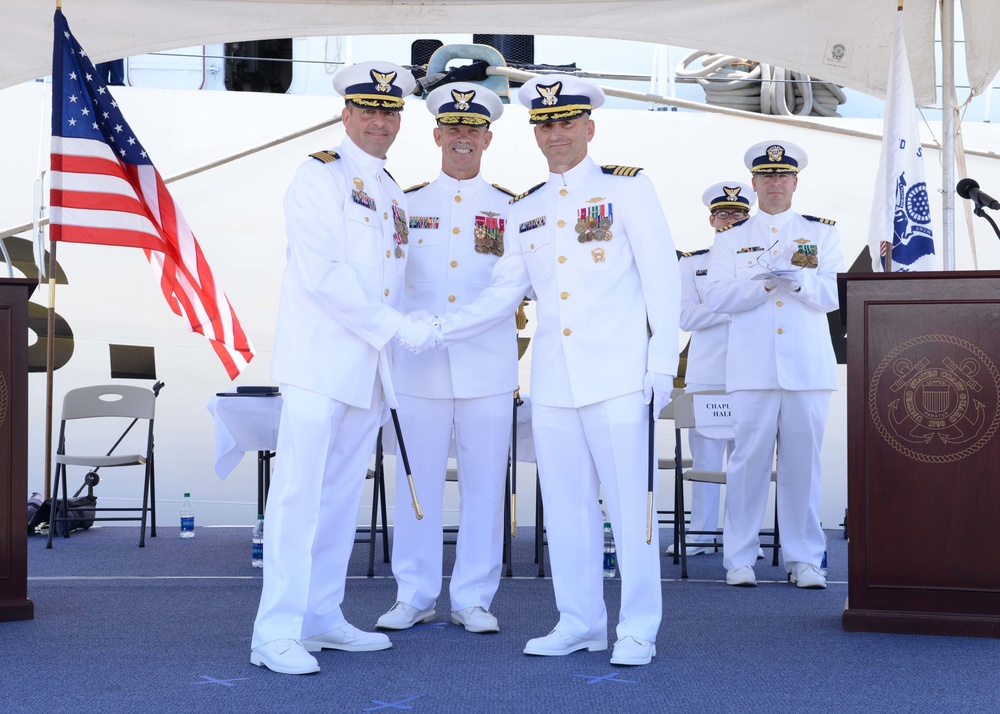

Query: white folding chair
[[47, 384, 157, 548]]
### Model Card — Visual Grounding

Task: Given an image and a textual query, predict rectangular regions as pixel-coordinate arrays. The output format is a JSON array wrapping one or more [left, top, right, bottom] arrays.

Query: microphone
[[957, 178, 1000, 210]]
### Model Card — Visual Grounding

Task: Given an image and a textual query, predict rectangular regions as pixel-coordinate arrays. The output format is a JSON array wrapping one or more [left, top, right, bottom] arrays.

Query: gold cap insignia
[[372, 69, 396, 93], [452, 89, 475, 111], [536, 82, 561, 107]]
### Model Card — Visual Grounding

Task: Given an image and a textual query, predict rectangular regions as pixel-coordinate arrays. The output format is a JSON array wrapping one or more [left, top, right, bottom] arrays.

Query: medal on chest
[[576, 202, 613, 242], [392, 203, 408, 258], [474, 212, 506, 257]]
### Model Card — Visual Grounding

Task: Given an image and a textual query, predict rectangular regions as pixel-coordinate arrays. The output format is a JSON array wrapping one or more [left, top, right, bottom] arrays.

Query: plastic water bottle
[[601, 500, 617, 578], [251, 514, 264, 568], [180, 493, 195, 538]]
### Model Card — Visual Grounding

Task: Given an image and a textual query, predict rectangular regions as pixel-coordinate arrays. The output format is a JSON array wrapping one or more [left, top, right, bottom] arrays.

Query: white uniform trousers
[[392, 392, 511, 612], [251, 384, 382, 649], [532, 392, 662, 643], [722, 389, 830, 571], [684, 382, 731, 543]]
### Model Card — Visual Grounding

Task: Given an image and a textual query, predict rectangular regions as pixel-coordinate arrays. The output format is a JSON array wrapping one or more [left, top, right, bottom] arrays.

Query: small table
[[206, 394, 282, 516]]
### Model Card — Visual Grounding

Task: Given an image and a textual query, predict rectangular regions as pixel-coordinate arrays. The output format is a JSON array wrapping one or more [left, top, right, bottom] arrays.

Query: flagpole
[[941, 0, 956, 270], [43, 245, 56, 501]]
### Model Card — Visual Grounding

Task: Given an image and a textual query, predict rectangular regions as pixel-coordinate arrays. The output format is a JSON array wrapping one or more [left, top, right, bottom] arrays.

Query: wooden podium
[[0, 278, 36, 622], [840, 271, 1000, 638]]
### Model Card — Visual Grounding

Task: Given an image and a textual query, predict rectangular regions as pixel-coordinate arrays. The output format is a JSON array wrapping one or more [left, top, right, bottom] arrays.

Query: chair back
[[657, 387, 687, 421], [62, 385, 156, 421]]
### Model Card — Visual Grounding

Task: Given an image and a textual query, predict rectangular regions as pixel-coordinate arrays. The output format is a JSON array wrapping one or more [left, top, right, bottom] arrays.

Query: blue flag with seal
[[867, 4, 937, 272]]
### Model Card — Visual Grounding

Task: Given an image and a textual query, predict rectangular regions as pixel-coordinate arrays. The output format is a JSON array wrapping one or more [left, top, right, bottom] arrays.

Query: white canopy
[[2, 0, 999, 102]]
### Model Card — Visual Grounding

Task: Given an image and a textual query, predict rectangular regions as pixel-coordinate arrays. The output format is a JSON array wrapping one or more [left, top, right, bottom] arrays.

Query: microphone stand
[[971, 201, 1000, 241]]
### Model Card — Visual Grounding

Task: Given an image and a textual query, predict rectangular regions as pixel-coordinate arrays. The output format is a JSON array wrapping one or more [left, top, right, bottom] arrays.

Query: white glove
[[642, 372, 673, 414], [395, 316, 441, 354], [407, 310, 435, 324], [769, 270, 803, 292]]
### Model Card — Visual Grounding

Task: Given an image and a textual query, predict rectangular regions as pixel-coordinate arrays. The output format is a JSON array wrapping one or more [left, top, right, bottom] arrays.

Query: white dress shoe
[[523, 629, 607, 656], [757, 548, 766, 559], [376, 601, 436, 630], [301, 623, 391, 652], [788, 562, 827, 589], [250, 639, 320, 675], [450, 606, 500, 633], [610, 636, 656, 666], [665, 543, 713, 556], [726, 565, 757, 587]]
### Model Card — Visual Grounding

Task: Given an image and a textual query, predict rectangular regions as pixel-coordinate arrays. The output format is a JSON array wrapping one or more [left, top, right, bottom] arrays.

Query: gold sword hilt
[[407, 472, 423, 520]]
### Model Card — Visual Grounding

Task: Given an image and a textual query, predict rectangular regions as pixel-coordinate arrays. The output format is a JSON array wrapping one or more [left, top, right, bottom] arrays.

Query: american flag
[[49, 9, 254, 379]]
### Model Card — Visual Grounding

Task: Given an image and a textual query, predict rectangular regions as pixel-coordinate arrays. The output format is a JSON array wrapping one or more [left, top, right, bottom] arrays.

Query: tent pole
[[941, 0, 956, 270]]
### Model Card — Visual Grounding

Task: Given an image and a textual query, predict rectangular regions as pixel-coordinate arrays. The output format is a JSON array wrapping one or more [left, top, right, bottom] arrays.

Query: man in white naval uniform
[[704, 141, 844, 590], [671, 181, 755, 556], [376, 83, 517, 635], [250, 62, 439, 676], [414, 75, 680, 666]]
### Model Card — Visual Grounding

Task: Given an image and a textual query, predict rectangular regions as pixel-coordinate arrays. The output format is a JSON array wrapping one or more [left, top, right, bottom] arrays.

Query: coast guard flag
[[49, 9, 255, 378], [868, 7, 937, 272]]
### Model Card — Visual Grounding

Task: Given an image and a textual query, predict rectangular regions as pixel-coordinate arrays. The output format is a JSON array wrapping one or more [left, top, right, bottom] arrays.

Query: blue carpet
[[3, 525, 996, 713]]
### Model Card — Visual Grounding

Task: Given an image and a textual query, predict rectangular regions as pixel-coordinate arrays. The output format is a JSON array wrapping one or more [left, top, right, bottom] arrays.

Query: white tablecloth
[[206, 395, 282, 480]]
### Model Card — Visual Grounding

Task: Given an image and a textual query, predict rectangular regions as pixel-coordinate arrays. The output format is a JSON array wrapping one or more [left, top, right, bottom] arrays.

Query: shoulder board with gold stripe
[[404, 182, 429, 194], [718, 216, 750, 232], [680, 248, 710, 259], [601, 164, 643, 177], [510, 182, 546, 204], [803, 214, 836, 225], [309, 150, 340, 163], [492, 183, 517, 198]]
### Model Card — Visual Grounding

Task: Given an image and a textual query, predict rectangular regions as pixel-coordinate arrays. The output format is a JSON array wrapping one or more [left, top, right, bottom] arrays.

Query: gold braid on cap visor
[[750, 164, 798, 173], [709, 201, 751, 211], [345, 93, 405, 109], [528, 103, 592, 123], [436, 112, 490, 125]]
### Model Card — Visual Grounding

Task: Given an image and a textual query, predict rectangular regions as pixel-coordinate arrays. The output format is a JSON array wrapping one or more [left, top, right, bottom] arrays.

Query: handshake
[[395, 311, 443, 354]]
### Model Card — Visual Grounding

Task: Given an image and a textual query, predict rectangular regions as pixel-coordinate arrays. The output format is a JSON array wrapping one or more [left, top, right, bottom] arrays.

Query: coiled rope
[[676, 51, 847, 117]]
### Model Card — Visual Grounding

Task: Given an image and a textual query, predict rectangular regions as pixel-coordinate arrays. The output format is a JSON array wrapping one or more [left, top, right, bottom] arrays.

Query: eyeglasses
[[756, 238, 804, 274], [712, 210, 747, 220]]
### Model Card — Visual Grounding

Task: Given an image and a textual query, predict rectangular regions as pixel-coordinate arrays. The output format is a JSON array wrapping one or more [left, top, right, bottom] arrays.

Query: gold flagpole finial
[[897, 0, 903, 11]]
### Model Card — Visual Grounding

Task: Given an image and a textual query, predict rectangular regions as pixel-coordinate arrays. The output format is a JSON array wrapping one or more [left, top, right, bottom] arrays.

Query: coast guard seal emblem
[[869, 334, 1000, 463]]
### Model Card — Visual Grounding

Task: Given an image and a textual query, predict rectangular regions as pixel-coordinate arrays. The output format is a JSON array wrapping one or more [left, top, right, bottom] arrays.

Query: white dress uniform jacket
[[394, 172, 517, 398], [679, 249, 729, 385], [703, 209, 842, 391], [444, 156, 680, 405], [271, 135, 408, 408]]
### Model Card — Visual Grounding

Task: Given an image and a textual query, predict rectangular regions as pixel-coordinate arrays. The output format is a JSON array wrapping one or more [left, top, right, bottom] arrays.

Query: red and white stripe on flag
[[51, 136, 255, 378]]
